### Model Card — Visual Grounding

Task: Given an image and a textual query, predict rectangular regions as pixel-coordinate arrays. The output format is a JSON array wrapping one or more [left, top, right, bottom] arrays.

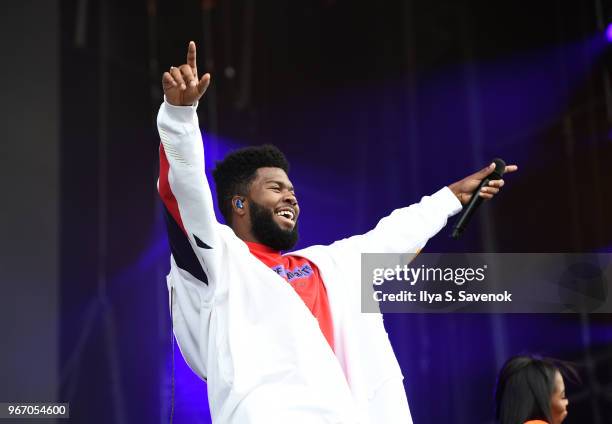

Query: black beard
[[249, 200, 299, 251]]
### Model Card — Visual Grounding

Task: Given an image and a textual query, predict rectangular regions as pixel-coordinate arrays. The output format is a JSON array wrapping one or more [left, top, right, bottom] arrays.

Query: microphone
[[451, 158, 506, 240]]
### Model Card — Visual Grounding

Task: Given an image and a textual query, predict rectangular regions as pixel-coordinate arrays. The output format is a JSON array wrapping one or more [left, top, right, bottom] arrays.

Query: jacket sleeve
[[329, 187, 462, 255], [157, 100, 220, 292]]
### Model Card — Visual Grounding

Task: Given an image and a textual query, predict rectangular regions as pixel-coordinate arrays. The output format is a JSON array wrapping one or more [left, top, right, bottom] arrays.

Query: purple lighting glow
[[606, 23, 612, 42]]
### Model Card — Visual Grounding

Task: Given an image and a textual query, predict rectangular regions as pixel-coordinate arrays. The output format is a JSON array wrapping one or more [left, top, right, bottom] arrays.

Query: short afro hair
[[212, 144, 290, 224]]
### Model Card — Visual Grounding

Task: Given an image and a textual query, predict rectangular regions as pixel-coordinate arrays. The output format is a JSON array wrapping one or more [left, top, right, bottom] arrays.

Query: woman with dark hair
[[495, 355, 574, 424]]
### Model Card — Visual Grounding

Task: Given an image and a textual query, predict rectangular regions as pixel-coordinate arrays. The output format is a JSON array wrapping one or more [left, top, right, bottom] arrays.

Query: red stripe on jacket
[[158, 144, 186, 234]]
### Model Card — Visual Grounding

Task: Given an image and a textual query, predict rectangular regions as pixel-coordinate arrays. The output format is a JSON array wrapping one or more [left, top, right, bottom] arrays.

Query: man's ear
[[231, 195, 247, 216]]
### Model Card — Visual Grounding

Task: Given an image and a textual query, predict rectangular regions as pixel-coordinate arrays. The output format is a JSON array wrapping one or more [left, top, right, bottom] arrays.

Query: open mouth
[[274, 207, 296, 225]]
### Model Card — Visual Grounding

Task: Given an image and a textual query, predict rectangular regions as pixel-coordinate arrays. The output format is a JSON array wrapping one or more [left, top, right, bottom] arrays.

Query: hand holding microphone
[[448, 159, 518, 239]]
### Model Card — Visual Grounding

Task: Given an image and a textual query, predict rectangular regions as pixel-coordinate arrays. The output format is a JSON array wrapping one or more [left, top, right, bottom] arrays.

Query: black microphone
[[451, 158, 506, 240]]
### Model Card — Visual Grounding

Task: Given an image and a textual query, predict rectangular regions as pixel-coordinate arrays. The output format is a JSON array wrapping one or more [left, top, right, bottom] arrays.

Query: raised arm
[[329, 162, 518, 255], [157, 41, 217, 285]]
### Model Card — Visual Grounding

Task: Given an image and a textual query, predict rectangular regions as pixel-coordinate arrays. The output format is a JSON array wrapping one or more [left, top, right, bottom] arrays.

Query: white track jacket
[[157, 100, 462, 423]]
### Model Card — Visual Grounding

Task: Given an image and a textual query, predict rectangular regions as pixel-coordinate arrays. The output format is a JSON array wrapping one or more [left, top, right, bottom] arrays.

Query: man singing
[[157, 41, 516, 423]]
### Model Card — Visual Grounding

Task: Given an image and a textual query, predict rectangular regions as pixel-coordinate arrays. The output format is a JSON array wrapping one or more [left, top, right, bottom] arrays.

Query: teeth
[[276, 210, 294, 220]]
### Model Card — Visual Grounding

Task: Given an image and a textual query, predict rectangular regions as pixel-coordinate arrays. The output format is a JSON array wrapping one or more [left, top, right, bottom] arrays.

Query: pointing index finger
[[187, 41, 197, 75]]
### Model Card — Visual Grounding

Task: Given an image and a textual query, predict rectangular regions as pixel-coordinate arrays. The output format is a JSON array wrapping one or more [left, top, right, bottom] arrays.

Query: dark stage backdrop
[[0, 0, 60, 415], [3, 1, 610, 423]]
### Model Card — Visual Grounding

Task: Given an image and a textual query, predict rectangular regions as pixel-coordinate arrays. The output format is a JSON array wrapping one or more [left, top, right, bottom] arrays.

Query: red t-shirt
[[245, 241, 335, 351]]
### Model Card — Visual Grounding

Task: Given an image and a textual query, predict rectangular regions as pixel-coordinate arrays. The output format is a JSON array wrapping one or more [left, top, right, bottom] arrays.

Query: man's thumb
[[476, 162, 495, 177]]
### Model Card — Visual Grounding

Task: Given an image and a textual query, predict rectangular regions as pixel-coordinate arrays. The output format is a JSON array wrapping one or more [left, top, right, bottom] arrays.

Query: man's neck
[[232, 225, 259, 245]]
